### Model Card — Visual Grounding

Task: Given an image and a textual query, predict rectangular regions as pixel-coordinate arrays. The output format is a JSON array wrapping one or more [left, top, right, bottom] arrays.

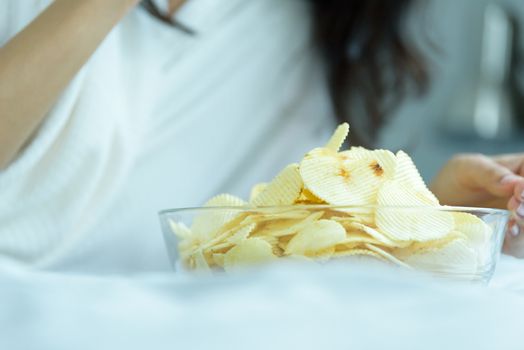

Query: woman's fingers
[[494, 153, 524, 175], [458, 154, 522, 197], [508, 196, 520, 211], [504, 220, 524, 258]]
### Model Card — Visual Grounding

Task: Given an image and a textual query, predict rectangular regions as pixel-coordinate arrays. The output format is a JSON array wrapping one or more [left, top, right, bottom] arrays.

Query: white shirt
[[0, 0, 335, 271]]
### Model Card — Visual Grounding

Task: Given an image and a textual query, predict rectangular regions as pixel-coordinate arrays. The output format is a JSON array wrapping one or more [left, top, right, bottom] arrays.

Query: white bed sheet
[[1, 256, 524, 350]]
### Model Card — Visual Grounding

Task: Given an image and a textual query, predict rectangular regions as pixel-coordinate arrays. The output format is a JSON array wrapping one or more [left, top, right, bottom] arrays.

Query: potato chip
[[310, 247, 336, 261], [330, 213, 375, 226], [338, 146, 373, 161], [403, 239, 478, 275], [300, 152, 394, 207], [285, 219, 346, 256], [252, 211, 324, 238], [324, 122, 349, 152], [200, 215, 254, 251], [339, 231, 384, 246], [226, 223, 256, 245], [339, 148, 397, 175], [242, 209, 312, 224], [452, 212, 492, 265], [295, 188, 325, 204], [376, 180, 454, 241], [249, 183, 268, 202], [251, 164, 303, 206], [192, 250, 212, 273], [223, 238, 276, 271], [176, 122, 490, 279], [342, 221, 408, 247], [393, 230, 467, 258], [394, 151, 438, 204], [363, 244, 411, 268], [191, 194, 246, 239], [212, 253, 225, 267], [332, 248, 383, 259], [452, 212, 491, 247]]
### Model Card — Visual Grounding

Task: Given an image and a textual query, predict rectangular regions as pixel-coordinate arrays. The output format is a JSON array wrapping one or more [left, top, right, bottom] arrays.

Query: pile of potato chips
[[169, 123, 492, 276]]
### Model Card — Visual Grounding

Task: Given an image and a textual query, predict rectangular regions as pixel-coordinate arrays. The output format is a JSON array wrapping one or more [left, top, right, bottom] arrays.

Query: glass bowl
[[158, 205, 509, 283]]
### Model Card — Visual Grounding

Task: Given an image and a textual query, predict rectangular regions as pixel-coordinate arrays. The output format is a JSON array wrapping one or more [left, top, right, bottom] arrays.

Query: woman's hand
[[430, 153, 524, 257]]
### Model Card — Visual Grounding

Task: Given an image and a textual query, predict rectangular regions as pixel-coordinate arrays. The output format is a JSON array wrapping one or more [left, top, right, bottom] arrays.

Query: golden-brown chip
[[300, 152, 394, 207]]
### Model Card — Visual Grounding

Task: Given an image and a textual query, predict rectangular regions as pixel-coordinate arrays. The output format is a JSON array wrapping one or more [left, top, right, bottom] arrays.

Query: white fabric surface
[[0, 0, 334, 269], [1, 256, 524, 350]]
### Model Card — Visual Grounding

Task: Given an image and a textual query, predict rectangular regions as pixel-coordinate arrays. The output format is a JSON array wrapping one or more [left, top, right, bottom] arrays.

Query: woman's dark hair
[[143, 0, 429, 146], [310, 0, 429, 146]]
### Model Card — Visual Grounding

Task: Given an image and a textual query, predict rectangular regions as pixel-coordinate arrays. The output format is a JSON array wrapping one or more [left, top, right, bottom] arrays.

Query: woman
[[0, 0, 523, 270]]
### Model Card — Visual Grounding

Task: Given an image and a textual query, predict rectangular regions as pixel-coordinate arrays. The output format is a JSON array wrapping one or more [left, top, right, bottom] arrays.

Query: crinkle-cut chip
[[363, 244, 411, 268], [226, 223, 256, 245], [300, 153, 393, 207], [169, 220, 192, 239], [199, 214, 253, 251], [339, 149, 397, 176], [452, 212, 492, 246], [325, 123, 349, 152], [376, 180, 454, 241], [343, 221, 408, 247], [252, 211, 324, 238], [285, 219, 346, 255], [338, 146, 373, 161], [394, 151, 439, 204], [251, 164, 303, 206], [452, 212, 492, 265], [223, 238, 276, 271], [249, 183, 268, 202], [191, 194, 246, 239], [212, 253, 225, 268], [403, 239, 478, 275]]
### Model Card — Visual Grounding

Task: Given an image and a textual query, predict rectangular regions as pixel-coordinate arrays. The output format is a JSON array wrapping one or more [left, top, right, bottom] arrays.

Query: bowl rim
[[158, 205, 510, 217]]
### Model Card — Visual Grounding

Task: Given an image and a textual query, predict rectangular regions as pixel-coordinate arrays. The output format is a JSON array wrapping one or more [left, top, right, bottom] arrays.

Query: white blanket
[[1, 257, 524, 350]]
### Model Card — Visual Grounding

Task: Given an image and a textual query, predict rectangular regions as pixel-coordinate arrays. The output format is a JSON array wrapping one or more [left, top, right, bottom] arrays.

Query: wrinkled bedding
[[1, 256, 524, 350]]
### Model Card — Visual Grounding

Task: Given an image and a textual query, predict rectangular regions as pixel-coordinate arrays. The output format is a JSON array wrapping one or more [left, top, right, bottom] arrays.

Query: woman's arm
[[0, 0, 140, 170]]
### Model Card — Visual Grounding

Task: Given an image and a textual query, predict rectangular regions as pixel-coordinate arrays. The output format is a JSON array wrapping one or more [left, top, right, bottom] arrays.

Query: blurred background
[[380, 0, 524, 182]]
